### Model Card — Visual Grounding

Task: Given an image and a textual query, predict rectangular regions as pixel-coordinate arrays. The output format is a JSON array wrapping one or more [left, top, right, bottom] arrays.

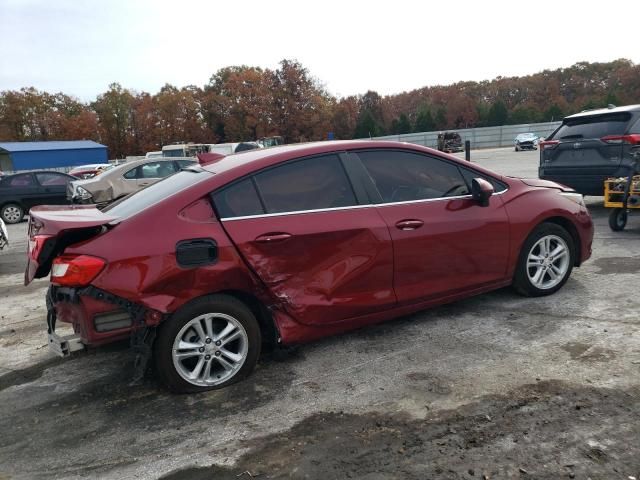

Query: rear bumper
[[49, 286, 136, 346]]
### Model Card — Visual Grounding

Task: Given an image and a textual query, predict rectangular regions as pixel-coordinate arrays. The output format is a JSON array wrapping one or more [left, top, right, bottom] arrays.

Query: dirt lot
[[1, 148, 639, 479]]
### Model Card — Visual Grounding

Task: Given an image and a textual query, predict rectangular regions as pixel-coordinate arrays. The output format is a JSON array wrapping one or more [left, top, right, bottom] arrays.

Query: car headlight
[[75, 186, 93, 200], [559, 192, 585, 207]]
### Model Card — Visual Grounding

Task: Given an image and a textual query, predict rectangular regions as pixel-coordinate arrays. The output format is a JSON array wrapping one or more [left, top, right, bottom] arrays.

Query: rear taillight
[[51, 255, 105, 287], [28, 234, 53, 261], [539, 140, 560, 150], [601, 134, 640, 145]]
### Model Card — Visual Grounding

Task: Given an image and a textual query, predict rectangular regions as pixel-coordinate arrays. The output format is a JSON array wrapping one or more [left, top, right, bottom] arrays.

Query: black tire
[[608, 208, 627, 231], [515, 145, 519, 152], [154, 295, 261, 393], [1, 203, 24, 224], [512, 222, 575, 297]]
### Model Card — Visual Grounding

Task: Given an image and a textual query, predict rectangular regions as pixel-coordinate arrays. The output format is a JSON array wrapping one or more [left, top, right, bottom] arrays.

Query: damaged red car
[[25, 141, 593, 393]]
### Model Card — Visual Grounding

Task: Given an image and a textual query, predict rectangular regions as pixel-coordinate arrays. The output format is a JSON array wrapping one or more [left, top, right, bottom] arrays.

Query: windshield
[[103, 168, 210, 219]]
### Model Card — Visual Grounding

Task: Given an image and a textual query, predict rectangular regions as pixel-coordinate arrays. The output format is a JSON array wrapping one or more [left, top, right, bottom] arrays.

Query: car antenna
[[607, 104, 616, 109]]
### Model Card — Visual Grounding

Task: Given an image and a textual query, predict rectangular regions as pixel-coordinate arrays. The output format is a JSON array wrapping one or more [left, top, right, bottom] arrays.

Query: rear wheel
[[154, 295, 261, 393], [608, 208, 627, 231], [513, 223, 575, 297], [1, 203, 24, 224]]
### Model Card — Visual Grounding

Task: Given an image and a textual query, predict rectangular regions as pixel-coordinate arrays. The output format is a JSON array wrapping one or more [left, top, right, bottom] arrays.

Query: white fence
[[371, 121, 562, 149]]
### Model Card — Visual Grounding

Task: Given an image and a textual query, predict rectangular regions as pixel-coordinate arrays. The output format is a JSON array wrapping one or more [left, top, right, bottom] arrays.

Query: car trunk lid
[[25, 205, 118, 285]]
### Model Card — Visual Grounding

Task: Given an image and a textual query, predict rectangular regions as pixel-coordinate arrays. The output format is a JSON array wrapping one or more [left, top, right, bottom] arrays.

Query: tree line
[[1, 58, 639, 158]]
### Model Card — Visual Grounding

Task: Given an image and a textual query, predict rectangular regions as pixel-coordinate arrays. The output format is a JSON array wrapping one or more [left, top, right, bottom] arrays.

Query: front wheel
[[608, 208, 627, 231], [513, 223, 575, 297], [154, 295, 261, 393]]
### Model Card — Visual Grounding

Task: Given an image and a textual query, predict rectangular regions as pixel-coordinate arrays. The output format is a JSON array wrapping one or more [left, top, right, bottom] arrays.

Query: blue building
[[0, 140, 108, 172]]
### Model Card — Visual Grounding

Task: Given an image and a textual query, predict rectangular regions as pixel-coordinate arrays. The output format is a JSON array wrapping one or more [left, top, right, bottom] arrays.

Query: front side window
[[36, 172, 70, 186], [357, 150, 469, 203], [253, 155, 357, 214], [458, 167, 508, 193]]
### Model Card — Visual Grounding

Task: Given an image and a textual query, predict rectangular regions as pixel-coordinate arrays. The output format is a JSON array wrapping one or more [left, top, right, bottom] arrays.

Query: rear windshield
[[103, 168, 209, 218], [551, 112, 632, 140]]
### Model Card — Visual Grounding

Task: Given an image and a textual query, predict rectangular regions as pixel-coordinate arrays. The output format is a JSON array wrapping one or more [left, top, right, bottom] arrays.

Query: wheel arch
[[166, 290, 280, 351], [218, 289, 280, 350], [535, 216, 582, 266]]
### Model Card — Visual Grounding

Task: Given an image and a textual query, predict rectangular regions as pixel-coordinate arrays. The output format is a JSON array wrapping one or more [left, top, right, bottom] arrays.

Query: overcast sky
[[1, 0, 639, 101]]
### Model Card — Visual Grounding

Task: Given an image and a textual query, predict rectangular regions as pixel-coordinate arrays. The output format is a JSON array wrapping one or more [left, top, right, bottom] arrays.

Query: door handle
[[395, 219, 424, 231], [255, 233, 292, 243]]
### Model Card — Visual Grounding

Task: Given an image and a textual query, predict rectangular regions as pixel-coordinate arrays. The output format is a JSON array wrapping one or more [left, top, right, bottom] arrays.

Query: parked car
[[209, 142, 262, 155], [437, 132, 464, 153], [514, 133, 539, 151], [26, 140, 593, 393], [539, 104, 640, 195], [68, 163, 112, 179], [0, 217, 8, 250], [68, 157, 196, 206], [0, 171, 76, 223]]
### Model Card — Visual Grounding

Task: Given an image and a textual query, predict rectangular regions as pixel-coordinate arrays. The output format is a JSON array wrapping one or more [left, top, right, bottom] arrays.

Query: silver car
[[68, 157, 196, 206], [514, 133, 539, 151]]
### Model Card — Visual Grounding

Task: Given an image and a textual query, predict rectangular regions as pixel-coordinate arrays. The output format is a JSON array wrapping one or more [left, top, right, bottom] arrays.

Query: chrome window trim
[[220, 190, 507, 222]]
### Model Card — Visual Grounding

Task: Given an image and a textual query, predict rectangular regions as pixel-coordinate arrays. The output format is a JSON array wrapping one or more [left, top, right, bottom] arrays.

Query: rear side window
[[551, 113, 632, 140], [357, 150, 469, 202], [140, 161, 176, 178], [3, 173, 34, 187], [630, 117, 640, 134], [213, 179, 264, 218], [253, 154, 357, 213]]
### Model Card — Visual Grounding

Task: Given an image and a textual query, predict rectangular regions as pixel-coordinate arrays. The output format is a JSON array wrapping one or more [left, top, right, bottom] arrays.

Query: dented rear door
[[214, 153, 396, 326]]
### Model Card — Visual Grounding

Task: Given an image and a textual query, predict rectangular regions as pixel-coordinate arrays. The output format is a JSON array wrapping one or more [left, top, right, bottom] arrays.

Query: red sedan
[[25, 141, 593, 392]]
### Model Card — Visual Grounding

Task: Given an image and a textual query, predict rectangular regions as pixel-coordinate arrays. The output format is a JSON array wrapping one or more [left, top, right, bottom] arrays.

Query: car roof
[[566, 104, 640, 119], [202, 140, 472, 181], [2, 170, 73, 178]]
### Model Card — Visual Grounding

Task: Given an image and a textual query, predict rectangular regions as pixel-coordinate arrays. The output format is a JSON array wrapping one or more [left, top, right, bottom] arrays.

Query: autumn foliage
[[1, 59, 639, 158]]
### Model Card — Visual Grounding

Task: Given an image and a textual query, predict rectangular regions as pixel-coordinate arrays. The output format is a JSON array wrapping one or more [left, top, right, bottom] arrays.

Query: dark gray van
[[539, 105, 640, 195]]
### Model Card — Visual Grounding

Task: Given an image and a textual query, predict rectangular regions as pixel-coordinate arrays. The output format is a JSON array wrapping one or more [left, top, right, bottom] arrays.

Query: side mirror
[[471, 178, 494, 207]]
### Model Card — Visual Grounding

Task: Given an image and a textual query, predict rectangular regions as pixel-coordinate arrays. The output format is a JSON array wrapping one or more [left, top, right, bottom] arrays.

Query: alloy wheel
[[526, 234, 570, 290], [2, 205, 22, 223], [172, 313, 249, 387]]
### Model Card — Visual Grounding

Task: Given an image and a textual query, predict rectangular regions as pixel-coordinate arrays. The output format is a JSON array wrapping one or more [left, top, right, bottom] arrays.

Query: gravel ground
[[1, 147, 639, 480]]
